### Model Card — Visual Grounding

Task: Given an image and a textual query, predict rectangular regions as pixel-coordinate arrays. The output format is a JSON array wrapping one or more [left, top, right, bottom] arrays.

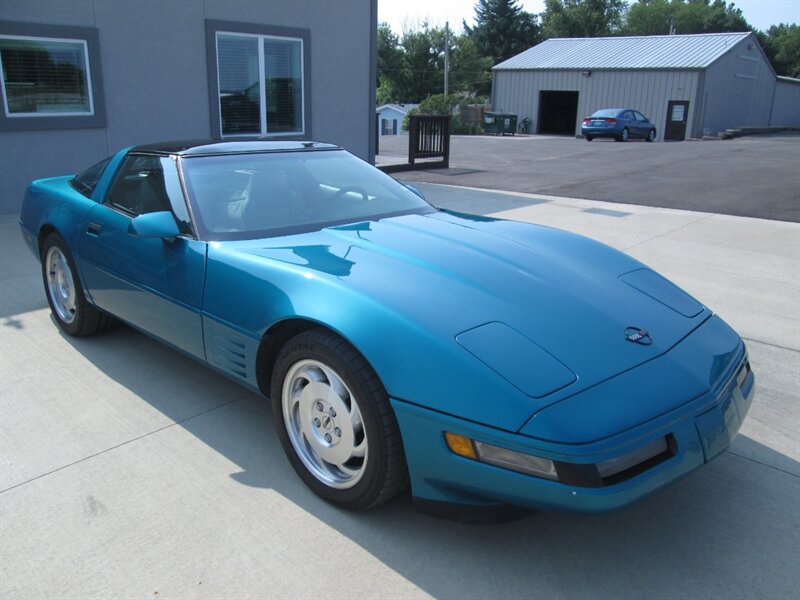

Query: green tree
[[397, 25, 443, 102], [758, 24, 800, 77], [464, 0, 541, 64], [624, 0, 750, 36], [376, 23, 405, 103], [448, 35, 494, 96], [540, 0, 627, 38], [376, 22, 495, 103]]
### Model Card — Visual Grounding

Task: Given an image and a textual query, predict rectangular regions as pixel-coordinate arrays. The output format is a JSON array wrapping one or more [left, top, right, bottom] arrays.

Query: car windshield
[[180, 149, 434, 241], [591, 109, 622, 118]]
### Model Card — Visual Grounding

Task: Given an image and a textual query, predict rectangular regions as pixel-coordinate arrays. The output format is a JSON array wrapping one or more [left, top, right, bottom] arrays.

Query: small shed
[[492, 32, 790, 141], [376, 103, 418, 135], [772, 76, 800, 128]]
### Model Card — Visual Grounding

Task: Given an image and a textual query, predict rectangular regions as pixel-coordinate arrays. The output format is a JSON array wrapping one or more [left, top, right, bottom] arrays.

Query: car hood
[[231, 210, 709, 414]]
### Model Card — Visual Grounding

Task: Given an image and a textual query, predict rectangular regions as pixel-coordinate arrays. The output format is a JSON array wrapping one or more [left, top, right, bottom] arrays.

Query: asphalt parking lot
[[381, 132, 800, 222], [1, 173, 798, 597]]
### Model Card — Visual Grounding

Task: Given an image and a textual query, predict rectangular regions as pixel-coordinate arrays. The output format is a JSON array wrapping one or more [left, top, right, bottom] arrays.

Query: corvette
[[19, 140, 754, 517]]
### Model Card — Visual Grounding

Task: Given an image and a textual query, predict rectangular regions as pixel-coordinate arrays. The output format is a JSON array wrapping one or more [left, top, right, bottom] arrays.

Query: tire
[[41, 233, 117, 336], [616, 127, 629, 142], [585, 135, 593, 141], [646, 129, 656, 142], [271, 328, 408, 509]]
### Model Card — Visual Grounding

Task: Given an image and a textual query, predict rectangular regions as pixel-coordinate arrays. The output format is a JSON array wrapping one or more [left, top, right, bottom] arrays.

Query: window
[[69, 157, 111, 198], [105, 155, 193, 234], [0, 22, 105, 131], [0, 35, 93, 116], [206, 21, 309, 139]]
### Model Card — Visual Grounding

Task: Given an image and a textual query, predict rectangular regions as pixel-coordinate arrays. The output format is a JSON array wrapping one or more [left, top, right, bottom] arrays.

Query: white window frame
[[215, 31, 305, 137], [0, 33, 95, 118]]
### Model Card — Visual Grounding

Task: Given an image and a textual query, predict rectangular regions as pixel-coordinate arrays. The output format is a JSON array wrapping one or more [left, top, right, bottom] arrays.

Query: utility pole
[[444, 21, 450, 96]]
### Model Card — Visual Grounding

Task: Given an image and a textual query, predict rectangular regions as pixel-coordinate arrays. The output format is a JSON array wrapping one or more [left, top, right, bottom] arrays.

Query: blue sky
[[378, 0, 800, 34]]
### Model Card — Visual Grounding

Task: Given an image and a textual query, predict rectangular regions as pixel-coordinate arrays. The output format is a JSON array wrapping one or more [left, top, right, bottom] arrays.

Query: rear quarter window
[[69, 157, 111, 198]]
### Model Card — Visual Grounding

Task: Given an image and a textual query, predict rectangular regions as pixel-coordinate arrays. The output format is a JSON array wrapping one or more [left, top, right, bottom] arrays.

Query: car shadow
[[59, 322, 800, 599]]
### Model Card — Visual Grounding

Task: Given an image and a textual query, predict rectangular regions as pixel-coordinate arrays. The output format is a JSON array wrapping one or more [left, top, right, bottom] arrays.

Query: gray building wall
[[0, 0, 376, 214], [492, 69, 700, 141], [492, 33, 780, 142], [770, 78, 800, 127], [699, 35, 775, 135]]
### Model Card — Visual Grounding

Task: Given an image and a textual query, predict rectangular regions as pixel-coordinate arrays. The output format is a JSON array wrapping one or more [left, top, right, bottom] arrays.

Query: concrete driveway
[[1, 186, 798, 598]]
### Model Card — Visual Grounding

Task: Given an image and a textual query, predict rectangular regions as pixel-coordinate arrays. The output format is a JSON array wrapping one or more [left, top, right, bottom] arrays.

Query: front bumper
[[393, 342, 754, 514]]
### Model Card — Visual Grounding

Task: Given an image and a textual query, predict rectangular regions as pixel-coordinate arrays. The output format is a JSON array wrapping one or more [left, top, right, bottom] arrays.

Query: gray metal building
[[0, 0, 377, 214], [492, 32, 799, 141]]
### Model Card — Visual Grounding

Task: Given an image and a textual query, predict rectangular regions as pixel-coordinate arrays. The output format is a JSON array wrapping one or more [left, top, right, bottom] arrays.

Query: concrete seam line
[[0, 396, 248, 495], [619, 214, 715, 252], [726, 450, 800, 480], [741, 337, 800, 354]]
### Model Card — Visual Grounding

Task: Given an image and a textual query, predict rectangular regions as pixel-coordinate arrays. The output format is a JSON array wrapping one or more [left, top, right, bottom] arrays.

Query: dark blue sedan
[[582, 108, 657, 142]]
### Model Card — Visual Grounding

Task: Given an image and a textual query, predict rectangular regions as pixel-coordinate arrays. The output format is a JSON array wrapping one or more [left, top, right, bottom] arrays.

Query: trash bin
[[501, 114, 517, 135], [483, 112, 517, 136], [483, 112, 500, 135]]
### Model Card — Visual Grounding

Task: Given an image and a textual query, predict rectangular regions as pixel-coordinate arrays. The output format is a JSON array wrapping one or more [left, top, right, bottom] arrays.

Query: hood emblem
[[625, 327, 653, 345]]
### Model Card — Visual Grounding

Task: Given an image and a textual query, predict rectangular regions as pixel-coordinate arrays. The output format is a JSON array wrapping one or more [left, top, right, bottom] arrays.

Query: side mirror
[[128, 211, 180, 240], [402, 183, 425, 200]]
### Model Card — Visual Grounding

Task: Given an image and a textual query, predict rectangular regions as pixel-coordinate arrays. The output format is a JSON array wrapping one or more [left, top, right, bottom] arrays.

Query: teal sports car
[[19, 140, 754, 519]]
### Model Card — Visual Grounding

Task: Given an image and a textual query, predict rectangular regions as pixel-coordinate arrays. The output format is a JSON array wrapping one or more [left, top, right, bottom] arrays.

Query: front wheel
[[41, 233, 116, 336], [271, 328, 408, 509], [646, 129, 656, 142]]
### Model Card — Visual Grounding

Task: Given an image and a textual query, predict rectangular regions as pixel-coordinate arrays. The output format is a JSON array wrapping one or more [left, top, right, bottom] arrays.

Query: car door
[[622, 110, 637, 136], [633, 111, 649, 137], [78, 153, 207, 360]]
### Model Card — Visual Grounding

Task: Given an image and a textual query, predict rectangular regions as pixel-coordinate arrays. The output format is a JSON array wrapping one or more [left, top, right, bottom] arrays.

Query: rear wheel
[[585, 135, 593, 141], [271, 328, 408, 509], [41, 233, 116, 336], [646, 129, 656, 142], [616, 127, 629, 142]]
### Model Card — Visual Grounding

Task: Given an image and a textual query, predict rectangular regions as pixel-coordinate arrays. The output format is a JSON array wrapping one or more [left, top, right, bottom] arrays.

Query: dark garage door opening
[[538, 91, 579, 135]]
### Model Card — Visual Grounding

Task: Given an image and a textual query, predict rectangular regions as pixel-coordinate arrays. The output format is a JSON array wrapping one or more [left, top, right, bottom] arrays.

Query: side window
[[634, 111, 647, 122], [106, 155, 172, 217], [69, 156, 111, 199], [623, 111, 635, 120]]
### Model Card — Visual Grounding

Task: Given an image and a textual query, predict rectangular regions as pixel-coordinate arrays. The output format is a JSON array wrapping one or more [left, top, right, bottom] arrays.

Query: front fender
[[203, 244, 535, 432]]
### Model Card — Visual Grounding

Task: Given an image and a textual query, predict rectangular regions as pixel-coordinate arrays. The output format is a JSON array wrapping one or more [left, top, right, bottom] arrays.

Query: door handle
[[87, 222, 102, 236]]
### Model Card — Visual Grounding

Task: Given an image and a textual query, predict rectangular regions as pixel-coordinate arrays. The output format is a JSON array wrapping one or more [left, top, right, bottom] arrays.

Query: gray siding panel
[[0, 0, 373, 213], [770, 79, 800, 127], [701, 39, 775, 134], [494, 69, 699, 140]]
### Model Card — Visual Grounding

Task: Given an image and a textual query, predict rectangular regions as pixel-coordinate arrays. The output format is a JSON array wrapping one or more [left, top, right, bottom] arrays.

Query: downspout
[[368, 0, 378, 163]]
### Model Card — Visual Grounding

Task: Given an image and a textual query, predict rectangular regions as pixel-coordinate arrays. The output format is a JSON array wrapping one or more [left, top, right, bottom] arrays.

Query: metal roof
[[493, 32, 754, 71]]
